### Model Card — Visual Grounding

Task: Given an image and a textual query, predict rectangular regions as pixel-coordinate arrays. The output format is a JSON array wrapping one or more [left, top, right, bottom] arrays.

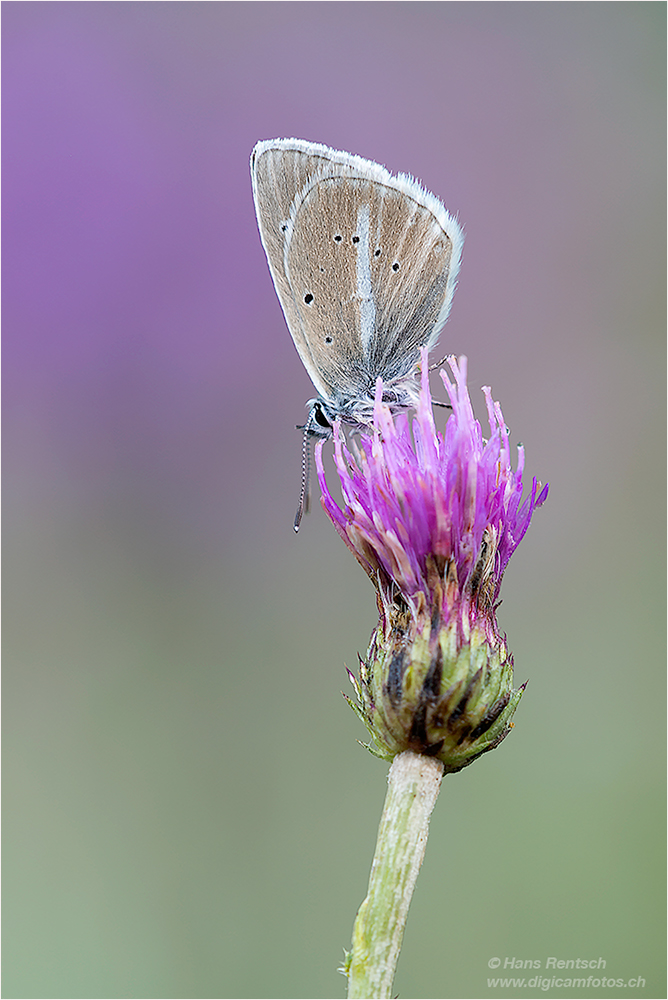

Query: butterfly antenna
[[428, 354, 452, 372], [293, 412, 314, 532], [425, 355, 453, 410]]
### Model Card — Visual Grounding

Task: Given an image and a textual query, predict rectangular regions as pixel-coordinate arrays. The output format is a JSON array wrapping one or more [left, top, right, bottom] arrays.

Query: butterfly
[[251, 138, 464, 526]]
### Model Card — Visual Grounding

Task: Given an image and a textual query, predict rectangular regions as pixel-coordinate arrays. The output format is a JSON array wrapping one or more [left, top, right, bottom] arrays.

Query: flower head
[[316, 351, 548, 772]]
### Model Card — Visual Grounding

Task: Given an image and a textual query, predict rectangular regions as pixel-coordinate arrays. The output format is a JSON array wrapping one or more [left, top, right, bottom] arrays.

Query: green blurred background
[[4, 3, 665, 998]]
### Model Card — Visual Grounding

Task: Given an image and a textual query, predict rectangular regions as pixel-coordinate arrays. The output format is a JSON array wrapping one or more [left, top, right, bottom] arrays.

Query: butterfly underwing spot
[[333, 234, 343, 242], [325, 335, 333, 344], [304, 293, 314, 304], [352, 235, 360, 244], [374, 248, 382, 257], [392, 261, 400, 272]]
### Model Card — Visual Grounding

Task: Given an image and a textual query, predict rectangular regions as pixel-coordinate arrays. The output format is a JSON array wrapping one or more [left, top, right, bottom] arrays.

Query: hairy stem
[[346, 750, 444, 999]]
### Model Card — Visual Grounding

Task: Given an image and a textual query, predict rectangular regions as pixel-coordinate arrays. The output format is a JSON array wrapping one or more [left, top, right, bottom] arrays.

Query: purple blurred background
[[4, 4, 665, 999]]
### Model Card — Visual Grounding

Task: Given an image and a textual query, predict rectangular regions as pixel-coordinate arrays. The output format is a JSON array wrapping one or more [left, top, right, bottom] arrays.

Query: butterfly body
[[251, 138, 464, 433]]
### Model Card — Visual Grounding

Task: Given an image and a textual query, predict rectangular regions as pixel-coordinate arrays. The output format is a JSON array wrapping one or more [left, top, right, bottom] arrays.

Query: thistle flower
[[316, 351, 548, 773]]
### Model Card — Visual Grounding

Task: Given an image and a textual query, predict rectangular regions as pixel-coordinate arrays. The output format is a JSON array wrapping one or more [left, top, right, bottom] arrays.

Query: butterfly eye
[[314, 403, 332, 429]]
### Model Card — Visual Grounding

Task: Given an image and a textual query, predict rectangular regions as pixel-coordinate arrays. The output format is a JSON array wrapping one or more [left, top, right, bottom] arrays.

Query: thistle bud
[[316, 352, 547, 772]]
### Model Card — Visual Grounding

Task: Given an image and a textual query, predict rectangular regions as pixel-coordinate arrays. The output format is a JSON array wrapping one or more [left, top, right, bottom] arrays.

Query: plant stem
[[346, 750, 445, 999]]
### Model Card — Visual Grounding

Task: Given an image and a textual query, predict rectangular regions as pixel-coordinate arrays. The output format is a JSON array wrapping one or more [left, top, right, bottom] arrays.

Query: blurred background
[[3, 4, 665, 998]]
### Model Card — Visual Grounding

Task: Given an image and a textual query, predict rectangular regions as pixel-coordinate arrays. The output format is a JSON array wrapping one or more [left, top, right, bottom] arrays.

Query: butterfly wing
[[251, 138, 464, 410]]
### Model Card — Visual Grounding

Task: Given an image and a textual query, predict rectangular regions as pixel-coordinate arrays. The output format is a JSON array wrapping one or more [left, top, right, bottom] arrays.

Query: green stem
[[346, 750, 445, 999]]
